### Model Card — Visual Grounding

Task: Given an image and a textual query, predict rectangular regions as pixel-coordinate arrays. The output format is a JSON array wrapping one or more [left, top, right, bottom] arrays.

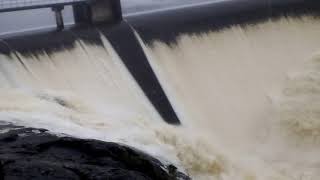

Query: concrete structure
[[0, 0, 122, 30]]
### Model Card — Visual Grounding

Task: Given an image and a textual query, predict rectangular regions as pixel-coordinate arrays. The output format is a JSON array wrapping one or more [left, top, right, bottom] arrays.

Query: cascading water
[[137, 16, 320, 179], [1, 15, 320, 180]]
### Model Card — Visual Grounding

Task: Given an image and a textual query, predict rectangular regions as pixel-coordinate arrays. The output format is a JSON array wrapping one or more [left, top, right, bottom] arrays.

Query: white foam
[[141, 16, 320, 179], [1, 16, 320, 180]]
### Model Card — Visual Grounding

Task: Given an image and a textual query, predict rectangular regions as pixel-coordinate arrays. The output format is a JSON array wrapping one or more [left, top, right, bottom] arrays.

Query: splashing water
[[139, 16, 320, 179], [1, 16, 320, 179]]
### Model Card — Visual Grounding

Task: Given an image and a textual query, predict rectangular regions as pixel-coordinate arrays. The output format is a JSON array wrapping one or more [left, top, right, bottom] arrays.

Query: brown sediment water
[[1, 16, 320, 180], [138, 16, 320, 179]]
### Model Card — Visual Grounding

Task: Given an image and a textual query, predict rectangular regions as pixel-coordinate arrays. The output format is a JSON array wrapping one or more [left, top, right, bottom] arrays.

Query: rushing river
[[1, 16, 320, 179]]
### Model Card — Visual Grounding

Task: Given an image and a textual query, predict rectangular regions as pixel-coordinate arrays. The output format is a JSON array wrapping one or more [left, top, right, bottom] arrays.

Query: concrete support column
[[73, 0, 122, 25], [52, 6, 65, 31]]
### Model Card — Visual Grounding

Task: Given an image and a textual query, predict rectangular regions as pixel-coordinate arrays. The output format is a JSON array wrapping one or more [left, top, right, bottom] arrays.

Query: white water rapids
[[1, 16, 320, 179]]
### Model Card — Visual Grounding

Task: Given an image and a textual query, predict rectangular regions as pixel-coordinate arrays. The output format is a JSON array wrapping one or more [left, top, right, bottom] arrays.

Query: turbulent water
[[1, 16, 320, 179]]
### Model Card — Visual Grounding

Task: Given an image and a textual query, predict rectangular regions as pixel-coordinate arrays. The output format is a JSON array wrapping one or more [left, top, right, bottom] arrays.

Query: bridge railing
[[0, 0, 86, 12], [0, 0, 122, 30]]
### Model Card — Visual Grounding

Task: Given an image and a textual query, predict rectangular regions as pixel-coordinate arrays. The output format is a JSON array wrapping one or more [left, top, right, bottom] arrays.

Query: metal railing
[[0, 0, 86, 12], [0, 0, 122, 31]]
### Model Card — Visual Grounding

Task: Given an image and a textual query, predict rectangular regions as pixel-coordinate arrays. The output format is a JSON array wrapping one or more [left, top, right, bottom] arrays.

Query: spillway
[[0, 35, 219, 179], [1, 0, 320, 179], [137, 16, 320, 179], [0, 36, 159, 130]]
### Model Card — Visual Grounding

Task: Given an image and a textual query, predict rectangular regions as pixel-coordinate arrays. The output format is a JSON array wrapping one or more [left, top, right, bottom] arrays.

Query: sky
[[0, 0, 212, 36]]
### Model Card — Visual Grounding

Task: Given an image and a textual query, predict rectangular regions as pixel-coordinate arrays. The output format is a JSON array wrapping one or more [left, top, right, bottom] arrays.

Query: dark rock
[[0, 124, 190, 180]]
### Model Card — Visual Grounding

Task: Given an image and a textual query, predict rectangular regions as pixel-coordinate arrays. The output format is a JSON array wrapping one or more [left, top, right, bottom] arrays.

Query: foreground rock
[[0, 124, 190, 180]]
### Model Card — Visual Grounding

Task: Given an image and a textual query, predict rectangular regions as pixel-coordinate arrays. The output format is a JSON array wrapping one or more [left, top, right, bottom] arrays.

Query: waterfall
[[1, 15, 320, 179]]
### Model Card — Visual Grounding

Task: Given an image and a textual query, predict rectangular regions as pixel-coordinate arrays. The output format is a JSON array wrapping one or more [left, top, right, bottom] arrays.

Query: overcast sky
[[0, 0, 212, 36]]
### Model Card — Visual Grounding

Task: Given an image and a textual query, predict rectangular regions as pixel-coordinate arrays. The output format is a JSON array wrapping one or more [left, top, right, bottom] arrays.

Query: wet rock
[[0, 124, 190, 180]]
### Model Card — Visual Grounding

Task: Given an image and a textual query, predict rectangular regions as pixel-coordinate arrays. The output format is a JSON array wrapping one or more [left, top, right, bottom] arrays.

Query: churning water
[[1, 16, 320, 179]]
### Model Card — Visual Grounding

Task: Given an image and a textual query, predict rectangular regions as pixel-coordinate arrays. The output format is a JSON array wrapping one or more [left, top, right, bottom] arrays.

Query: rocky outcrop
[[0, 124, 190, 180]]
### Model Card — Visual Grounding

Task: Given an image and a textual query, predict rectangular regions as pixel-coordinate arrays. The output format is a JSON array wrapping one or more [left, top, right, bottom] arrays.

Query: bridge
[[0, 0, 122, 30]]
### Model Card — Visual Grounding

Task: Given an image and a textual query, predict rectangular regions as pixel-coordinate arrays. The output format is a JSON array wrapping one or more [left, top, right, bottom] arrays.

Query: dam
[[1, 0, 320, 179]]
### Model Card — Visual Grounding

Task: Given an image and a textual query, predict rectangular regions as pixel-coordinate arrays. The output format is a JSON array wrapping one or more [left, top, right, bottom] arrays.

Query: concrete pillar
[[52, 6, 65, 31], [73, 0, 122, 25]]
